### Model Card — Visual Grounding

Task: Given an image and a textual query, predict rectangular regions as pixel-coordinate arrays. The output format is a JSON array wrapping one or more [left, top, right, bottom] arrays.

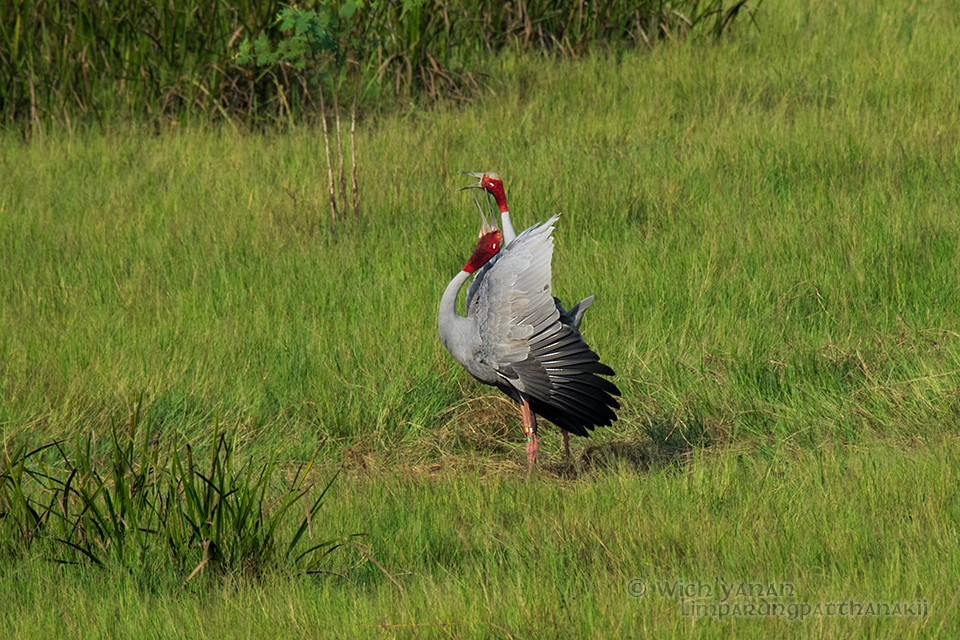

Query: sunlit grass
[[2, 0, 960, 637], [1, 442, 953, 638], [3, 3, 959, 458]]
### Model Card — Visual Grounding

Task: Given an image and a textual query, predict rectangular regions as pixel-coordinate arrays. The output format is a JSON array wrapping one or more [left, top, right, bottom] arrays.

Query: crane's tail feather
[[555, 295, 594, 330]]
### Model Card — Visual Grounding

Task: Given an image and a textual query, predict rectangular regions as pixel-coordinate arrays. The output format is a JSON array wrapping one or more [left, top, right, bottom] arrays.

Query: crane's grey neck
[[438, 270, 474, 364], [501, 211, 516, 245]]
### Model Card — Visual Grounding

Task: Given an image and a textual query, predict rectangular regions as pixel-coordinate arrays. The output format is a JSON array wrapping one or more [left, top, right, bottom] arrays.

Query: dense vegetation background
[[2, 0, 752, 131]]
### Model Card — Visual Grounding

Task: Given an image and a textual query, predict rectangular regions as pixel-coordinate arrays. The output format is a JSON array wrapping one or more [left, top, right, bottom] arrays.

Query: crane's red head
[[463, 229, 502, 274], [460, 171, 508, 213]]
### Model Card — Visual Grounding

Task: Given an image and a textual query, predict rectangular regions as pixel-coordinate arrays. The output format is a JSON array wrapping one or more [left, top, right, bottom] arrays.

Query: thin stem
[[318, 88, 338, 227], [350, 86, 359, 221], [333, 82, 348, 220]]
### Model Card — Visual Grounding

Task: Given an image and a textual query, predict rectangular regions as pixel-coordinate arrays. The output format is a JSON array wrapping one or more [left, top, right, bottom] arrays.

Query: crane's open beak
[[469, 191, 497, 236], [459, 171, 484, 191], [460, 171, 498, 235]]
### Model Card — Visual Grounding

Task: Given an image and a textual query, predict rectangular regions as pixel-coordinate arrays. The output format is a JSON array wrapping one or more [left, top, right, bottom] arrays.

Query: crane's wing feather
[[472, 216, 620, 437], [474, 217, 558, 364], [466, 248, 503, 316]]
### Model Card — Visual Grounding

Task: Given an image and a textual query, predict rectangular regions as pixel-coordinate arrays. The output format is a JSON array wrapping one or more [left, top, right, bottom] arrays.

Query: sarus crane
[[438, 174, 621, 466], [460, 171, 602, 456]]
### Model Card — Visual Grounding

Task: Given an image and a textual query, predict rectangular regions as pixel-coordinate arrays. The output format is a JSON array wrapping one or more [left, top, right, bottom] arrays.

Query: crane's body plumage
[[438, 216, 620, 443], [468, 206, 591, 335]]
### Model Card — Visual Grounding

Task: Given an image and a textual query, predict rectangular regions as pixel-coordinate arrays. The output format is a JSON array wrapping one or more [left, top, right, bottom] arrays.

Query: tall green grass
[[0, 412, 345, 580], [3, 1, 958, 459], [1, 0, 755, 131], [2, 442, 953, 637]]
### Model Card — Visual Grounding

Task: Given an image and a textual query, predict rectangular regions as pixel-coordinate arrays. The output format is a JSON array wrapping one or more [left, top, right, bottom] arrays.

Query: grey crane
[[438, 184, 621, 466], [459, 171, 601, 458]]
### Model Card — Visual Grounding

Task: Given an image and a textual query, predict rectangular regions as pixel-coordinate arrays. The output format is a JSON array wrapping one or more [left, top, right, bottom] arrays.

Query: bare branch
[[333, 82, 348, 221], [318, 88, 338, 227]]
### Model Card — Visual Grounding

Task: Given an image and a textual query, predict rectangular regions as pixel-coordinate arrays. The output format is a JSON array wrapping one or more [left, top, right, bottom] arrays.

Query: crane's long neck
[[489, 188, 516, 244], [501, 210, 516, 244], [438, 270, 474, 362]]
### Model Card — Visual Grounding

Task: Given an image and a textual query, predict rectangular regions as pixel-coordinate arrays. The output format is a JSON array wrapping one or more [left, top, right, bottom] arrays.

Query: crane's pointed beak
[[469, 192, 497, 236], [459, 171, 484, 191]]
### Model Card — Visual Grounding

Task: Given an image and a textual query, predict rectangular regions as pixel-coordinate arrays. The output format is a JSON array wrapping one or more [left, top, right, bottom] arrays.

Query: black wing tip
[[526, 383, 622, 438]]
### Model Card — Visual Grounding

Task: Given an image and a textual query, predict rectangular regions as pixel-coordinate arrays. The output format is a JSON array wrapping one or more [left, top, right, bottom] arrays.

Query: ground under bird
[[459, 171, 601, 456], [438, 192, 621, 466]]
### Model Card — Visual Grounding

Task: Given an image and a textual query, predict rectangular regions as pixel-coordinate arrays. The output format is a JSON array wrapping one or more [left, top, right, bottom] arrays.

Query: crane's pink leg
[[521, 399, 539, 466], [562, 429, 571, 464]]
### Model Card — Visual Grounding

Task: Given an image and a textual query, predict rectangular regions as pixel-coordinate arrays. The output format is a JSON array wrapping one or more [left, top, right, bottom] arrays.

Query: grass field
[[3, 1, 960, 637]]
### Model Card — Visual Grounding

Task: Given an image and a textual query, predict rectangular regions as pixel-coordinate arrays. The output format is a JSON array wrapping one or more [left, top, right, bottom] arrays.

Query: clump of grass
[[0, 407, 348, 581]]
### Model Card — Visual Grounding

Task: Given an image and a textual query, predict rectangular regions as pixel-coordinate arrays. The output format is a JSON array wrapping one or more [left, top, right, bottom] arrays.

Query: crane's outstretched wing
[[471, 265, 594, 330], [472, 216, 620, 436]]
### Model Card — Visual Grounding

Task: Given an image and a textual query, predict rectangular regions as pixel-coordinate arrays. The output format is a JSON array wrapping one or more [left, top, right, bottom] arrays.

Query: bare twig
[[333, 82, 348, 217], [318, 88, 338, 227], [184, 540, 211, 584], [350, 99, 359, 221], [347, 541, 404, 594]]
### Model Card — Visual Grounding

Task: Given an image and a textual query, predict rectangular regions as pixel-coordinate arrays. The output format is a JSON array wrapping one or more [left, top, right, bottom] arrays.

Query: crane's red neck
[[482, 175, 509, 213], [464, 230, 502, 273]]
